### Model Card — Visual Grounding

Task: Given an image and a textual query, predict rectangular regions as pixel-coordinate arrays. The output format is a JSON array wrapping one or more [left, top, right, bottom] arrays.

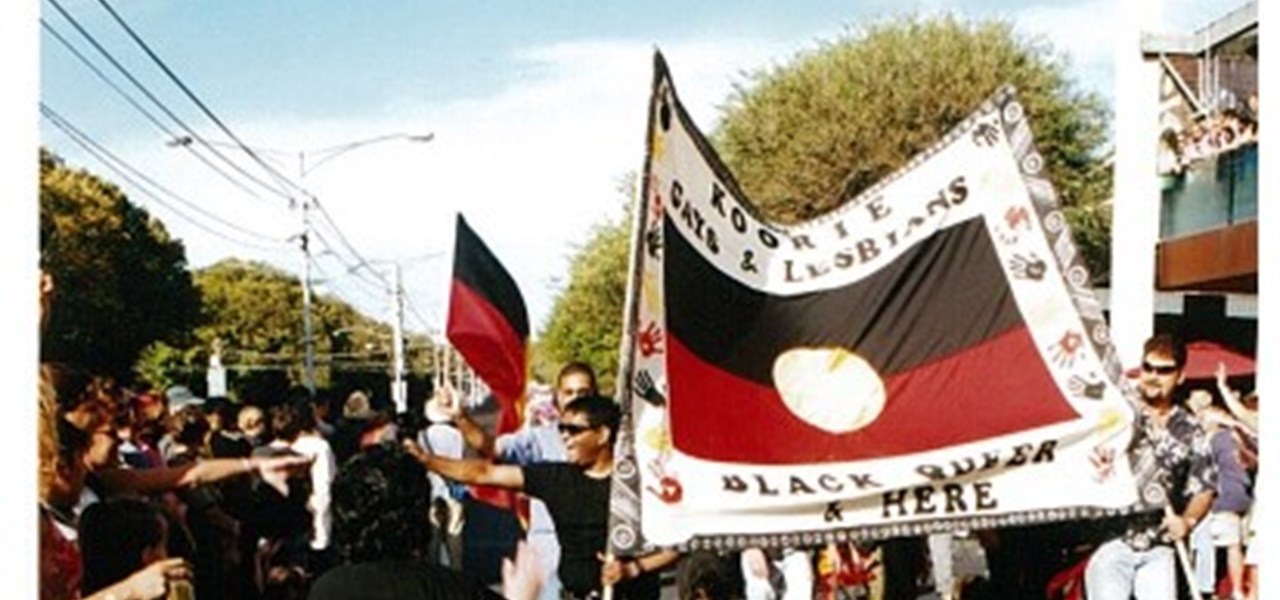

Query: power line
[[310, 255, 386, 308], [43, 0, 296, 207], [402, 290, 438, 334], [40, 102, 284, 244], [91, 0, 310, 205], [308, 228, 391, 297], [310, 199, 391, 286], [398, 251, 447, 272], [42, 103, 290, 254], [40, 19, 277, 207]]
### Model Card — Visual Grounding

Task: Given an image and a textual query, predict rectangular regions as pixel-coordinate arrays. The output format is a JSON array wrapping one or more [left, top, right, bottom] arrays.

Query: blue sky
[[35, 0, 1237, 337]]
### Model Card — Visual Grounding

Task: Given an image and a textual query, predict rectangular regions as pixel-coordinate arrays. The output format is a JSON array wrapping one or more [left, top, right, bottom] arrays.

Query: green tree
[[39, 149, 201, 382], [537, 203, 632, 395], [539, 16, 1115, 389], [715, 15, 1112, 278], [146, 258, 403, 400]]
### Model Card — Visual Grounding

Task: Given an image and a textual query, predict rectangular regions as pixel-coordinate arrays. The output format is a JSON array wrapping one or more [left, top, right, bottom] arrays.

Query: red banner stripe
[[667, 324, 1078, 464], [447, 278, 528, 404]]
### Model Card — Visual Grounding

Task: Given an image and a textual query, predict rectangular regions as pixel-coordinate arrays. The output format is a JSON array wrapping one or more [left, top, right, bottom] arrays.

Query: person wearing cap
[[158, 386, 207, 463], [332, 390, 379, 464]]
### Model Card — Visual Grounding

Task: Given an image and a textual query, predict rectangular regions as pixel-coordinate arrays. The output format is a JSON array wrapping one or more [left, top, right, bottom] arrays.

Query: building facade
[[1110, 1, 1258, 365]]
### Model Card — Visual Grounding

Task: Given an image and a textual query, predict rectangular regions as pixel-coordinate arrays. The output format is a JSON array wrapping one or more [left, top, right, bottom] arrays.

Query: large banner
[[607, 52, 1147, 553]]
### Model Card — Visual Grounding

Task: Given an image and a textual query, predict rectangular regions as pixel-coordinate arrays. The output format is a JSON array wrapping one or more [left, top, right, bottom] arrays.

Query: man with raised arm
[[433, 362, 597, 600], [407, 393, 678, 600]]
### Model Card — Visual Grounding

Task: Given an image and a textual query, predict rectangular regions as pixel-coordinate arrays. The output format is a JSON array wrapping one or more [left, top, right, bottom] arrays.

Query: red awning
[[1124, 340, 1255, 379]]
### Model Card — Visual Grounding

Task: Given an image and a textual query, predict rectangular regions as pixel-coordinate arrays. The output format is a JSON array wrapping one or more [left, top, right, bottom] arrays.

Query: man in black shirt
[[406, 394, 678, 600]]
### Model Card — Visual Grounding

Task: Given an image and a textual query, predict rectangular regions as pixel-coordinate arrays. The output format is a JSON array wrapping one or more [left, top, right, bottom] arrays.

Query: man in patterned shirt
[[1085, 334, 1218, 600]]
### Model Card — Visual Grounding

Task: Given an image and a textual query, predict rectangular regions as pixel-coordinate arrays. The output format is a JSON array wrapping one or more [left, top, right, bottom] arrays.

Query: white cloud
[[1009, 0, 1117, 99], [101, 3, 1151, 335], [119, 35, 797, 335]]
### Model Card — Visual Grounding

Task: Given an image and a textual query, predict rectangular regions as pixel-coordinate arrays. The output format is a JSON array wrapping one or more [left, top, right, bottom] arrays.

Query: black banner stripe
[[664, 215, 1021, 383], [452, 214, 529, 339]]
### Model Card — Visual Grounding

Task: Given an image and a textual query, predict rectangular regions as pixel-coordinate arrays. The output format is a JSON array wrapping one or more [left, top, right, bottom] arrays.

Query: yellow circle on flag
[[772, 347, 886, 433]]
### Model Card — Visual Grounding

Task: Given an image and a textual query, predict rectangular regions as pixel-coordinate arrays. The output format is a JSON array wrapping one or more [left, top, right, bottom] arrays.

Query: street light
[[168, 131, 434, 396]]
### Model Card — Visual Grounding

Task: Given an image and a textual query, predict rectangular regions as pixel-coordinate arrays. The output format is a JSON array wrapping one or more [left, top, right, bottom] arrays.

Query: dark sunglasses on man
[[1141, 361, 1179, 375], [557, 422, 594, 436]]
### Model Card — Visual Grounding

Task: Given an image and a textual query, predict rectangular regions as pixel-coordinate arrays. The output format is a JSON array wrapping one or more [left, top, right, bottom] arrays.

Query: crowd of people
[[1166, 106, 1259, 173], [37, 299, 1260, 600]]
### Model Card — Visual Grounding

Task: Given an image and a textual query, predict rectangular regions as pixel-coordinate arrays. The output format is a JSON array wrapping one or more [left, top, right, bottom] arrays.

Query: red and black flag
[[664, 215, 1078, 465], [447, 214, 530, 514], [607, 51, 1143, 552], [447, 213, 529, 435]]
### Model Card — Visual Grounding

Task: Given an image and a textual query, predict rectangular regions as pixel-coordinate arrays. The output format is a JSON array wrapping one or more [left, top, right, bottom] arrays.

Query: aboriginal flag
[[447, 213, 529, 436], [664, 214, 1079, 465]]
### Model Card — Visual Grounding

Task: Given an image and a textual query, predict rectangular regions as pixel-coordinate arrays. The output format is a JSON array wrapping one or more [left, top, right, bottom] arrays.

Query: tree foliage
[[140, 258, 403, 399], [714, 15, 1112, 278], [532, 16, 1119, 392], [39, 149, 201, 382], [537, 205, 633, 395]]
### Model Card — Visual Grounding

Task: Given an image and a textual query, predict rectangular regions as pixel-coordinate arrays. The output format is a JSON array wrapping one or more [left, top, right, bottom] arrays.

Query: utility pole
[[165, 132, 433, 398], [300, 198, 317, 395], [390, 261, 407, 413]]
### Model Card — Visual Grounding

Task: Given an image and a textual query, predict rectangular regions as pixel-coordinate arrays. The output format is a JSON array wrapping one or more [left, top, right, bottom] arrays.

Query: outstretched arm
[[403, 438, 524, 489], [1217, 362, 1258, 432], [431, 384, 499, 457], [94, 455, 310, 497], [455, 410, 499, 457]]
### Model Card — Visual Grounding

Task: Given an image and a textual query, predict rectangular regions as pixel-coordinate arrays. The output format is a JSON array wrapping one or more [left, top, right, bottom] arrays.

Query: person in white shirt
[[267, 400, 337, 571]]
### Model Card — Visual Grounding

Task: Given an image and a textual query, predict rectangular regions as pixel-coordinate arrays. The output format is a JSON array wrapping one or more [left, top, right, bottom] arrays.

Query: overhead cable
[[40, 103, 283, 243], [42, 103, 289, 254], [43, 0, 296, 206], [40, 19, 277, 207], [310, 199, 392, 286], [91, 0, 309, 203]]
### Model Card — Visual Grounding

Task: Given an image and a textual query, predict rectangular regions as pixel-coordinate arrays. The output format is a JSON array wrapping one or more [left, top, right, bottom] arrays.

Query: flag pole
[[602, 50, 669, 600], [1166, 505, 1204, 600]]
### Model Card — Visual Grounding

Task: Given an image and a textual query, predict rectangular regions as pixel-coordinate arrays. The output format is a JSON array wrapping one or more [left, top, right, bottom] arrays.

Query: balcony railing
[[1160, 142, 1256, 239]]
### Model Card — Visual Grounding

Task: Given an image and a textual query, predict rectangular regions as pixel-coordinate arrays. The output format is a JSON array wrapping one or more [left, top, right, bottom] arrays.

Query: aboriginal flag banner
[[447, 213, 529, 445], [606, 52, 1149, 553]]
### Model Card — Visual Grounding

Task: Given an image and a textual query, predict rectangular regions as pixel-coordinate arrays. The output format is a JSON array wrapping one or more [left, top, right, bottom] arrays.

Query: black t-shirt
[[308, 560, 502, 600], [209, 430, 252, 458], [522, 463, 659, 600]]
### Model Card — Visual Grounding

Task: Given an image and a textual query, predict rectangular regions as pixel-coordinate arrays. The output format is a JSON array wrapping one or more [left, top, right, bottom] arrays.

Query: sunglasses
[[1141, 361, 1179, 375], [557, 422, 595, 436]]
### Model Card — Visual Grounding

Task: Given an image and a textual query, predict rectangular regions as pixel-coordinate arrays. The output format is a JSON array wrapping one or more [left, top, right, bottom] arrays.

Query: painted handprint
[[644, 458, 683, 504], [638, 321, 664, 358], [1068, 374, 1106, 400], [1008, 252, 1047, 281], [1090, 446, 1116, 482], [1049, 331, 1084, 368], [634, 369, 667, 407], [997, 206, 1032, 245], [972, 121, 1000, 146]]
